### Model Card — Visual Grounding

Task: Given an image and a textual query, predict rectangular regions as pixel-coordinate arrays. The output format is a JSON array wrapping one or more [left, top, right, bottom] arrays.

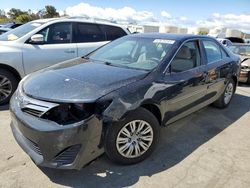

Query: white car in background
[[0, 17, 130, 104], [217, 38, 233, 47], [0, 28, 11, 35]]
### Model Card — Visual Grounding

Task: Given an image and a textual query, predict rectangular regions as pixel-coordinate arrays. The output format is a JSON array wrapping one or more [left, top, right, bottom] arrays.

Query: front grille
[[53, 145, 81, 166], [18, 93, 59, 118], [22, 108, 43, 117], [25, 137, 42, 155]]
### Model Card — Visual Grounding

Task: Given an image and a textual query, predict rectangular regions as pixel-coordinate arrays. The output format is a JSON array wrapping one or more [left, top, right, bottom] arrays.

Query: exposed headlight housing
[[42, 103, 95, 125], [241, 64, 250, 70]]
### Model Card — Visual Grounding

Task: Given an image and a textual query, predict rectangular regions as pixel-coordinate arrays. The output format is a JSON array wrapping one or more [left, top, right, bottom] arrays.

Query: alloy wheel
[[0, 75, 12, 102], [116, 120, 154, 158], [224, 82, 234, 104]]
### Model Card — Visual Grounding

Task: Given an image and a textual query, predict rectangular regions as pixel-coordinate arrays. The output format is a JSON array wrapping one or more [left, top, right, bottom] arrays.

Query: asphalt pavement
[[0, 84, 250, 188]]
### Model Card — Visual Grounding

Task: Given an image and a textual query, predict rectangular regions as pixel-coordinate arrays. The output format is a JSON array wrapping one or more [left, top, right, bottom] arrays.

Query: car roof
[[30, 17, 126, 28], [129, 33, 214, 41]]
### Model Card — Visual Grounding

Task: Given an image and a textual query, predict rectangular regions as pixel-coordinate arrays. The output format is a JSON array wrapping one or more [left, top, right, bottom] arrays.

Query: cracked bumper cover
[[9, 93, 104, 170], [239, 70, 250, 83]]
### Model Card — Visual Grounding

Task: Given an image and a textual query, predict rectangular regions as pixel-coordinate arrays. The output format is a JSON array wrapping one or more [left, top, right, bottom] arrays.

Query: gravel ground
[[0, 85, 250, 188]]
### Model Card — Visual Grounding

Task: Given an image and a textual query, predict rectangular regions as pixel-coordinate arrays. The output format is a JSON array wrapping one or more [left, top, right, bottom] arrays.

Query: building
[[159, 25, 178, 33], [177, 28, 188, 34], [142, 25, 159, 33], [127, 25, 159, 33], [225, 29, 243, 38], [192, 27, 209, 35]]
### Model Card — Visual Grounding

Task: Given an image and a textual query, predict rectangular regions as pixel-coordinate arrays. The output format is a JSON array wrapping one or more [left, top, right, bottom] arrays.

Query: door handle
[[64, 50, 75, 53]]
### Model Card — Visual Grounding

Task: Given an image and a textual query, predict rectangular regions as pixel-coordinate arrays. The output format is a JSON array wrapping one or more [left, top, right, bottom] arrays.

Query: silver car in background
[[0, 17, 130, 104]]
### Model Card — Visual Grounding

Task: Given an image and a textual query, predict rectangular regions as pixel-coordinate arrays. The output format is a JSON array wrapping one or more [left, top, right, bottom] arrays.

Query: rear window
[[99, 25, 127, 41]]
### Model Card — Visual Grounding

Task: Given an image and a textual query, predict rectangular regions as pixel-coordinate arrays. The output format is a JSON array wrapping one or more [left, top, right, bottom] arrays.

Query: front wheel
[[104, 108, 159, 165], [213, 78, 235, 108], [0, 69, 18, 105]]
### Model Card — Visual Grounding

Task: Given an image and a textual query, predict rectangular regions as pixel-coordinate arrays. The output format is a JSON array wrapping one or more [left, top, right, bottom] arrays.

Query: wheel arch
[[0, 64, 21, 82], [140, 103, 162, 126], [231, 74, 238, 92]]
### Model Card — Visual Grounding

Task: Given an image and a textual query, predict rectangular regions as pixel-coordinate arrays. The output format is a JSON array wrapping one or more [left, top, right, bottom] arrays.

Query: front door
[[162, 40, 208, 124], [22, 22, 77, 74]]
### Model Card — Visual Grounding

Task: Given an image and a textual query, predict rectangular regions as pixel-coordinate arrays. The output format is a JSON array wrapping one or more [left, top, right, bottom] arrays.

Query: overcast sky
[[1, 0, 250, 32]]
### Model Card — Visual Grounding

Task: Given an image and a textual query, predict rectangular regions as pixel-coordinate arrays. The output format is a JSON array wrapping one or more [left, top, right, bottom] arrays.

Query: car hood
[[22, 58, 148, 103]]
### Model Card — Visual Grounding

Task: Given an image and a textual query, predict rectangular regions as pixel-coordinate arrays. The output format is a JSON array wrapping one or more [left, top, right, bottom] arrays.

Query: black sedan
[[10, 34, 240, 170]]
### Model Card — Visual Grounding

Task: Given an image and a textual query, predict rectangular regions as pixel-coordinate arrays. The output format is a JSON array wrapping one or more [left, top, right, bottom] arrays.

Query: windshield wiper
[[104, 61, 113, 66], [82, 55, 89, 60], [89, 58, 148, 71]]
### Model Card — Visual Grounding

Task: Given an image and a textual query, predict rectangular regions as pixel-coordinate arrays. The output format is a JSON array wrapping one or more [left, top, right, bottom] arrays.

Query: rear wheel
[[0, 69, 18, 105], [213, 78, 235, 108], [104, 108, 159, 165]]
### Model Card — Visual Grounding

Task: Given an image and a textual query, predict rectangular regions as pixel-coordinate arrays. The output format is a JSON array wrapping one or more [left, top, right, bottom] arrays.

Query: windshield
[[229, 45, 250, 56], [89, 36, 175, 71], [0, 22, 44, 41]]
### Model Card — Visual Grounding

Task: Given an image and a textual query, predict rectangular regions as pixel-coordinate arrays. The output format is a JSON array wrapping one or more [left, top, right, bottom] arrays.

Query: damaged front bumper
[[239, 69, 250, 83], [9, 93, 104, 170]]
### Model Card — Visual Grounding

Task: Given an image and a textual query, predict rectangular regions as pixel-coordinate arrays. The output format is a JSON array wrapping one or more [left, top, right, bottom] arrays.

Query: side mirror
[[30, 34, 44, 44]]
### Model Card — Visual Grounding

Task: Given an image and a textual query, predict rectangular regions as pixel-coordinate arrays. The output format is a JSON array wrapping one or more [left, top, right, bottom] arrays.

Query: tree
[[0, 9, 10, 23], [43, 5, 59, 18], [15, 14, 35, 23], [198, 31, 208, 35], [0, 9, 6, 17], [15, 14, 31, 23], [7, 8, 25, 20], [2, 5, 60, 24]]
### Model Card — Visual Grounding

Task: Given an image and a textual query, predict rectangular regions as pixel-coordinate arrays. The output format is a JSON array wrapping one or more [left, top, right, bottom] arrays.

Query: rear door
[[201, 40, 231, 100], [73, 22, 108, 57], [22, 22, 77, 74], [163, 40, 208, 124], [99, 25, 128, 41]]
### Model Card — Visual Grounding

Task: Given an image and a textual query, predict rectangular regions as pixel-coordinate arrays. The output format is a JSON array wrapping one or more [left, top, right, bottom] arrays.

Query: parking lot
[[0, 84, 249, 188]]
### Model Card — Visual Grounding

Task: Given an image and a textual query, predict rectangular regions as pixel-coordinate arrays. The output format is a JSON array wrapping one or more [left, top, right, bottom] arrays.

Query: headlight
[[42, 103, 95, 125], [241, 64, 249, 70]]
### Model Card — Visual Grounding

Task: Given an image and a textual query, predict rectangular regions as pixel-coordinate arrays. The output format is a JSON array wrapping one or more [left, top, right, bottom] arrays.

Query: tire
[[213, 78, 235, 108], [0, 69, 18, 105], [246, 72, 250, 85], [104, 107, 160, 165]]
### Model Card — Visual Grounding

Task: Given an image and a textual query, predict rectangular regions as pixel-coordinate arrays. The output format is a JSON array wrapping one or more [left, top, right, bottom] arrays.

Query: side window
[[73, 23, 105, 43], [99, 25, 127, 41], [203, 40, 223, 63], [171, 41, 201, 73], [37, 22, 72, 44]]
